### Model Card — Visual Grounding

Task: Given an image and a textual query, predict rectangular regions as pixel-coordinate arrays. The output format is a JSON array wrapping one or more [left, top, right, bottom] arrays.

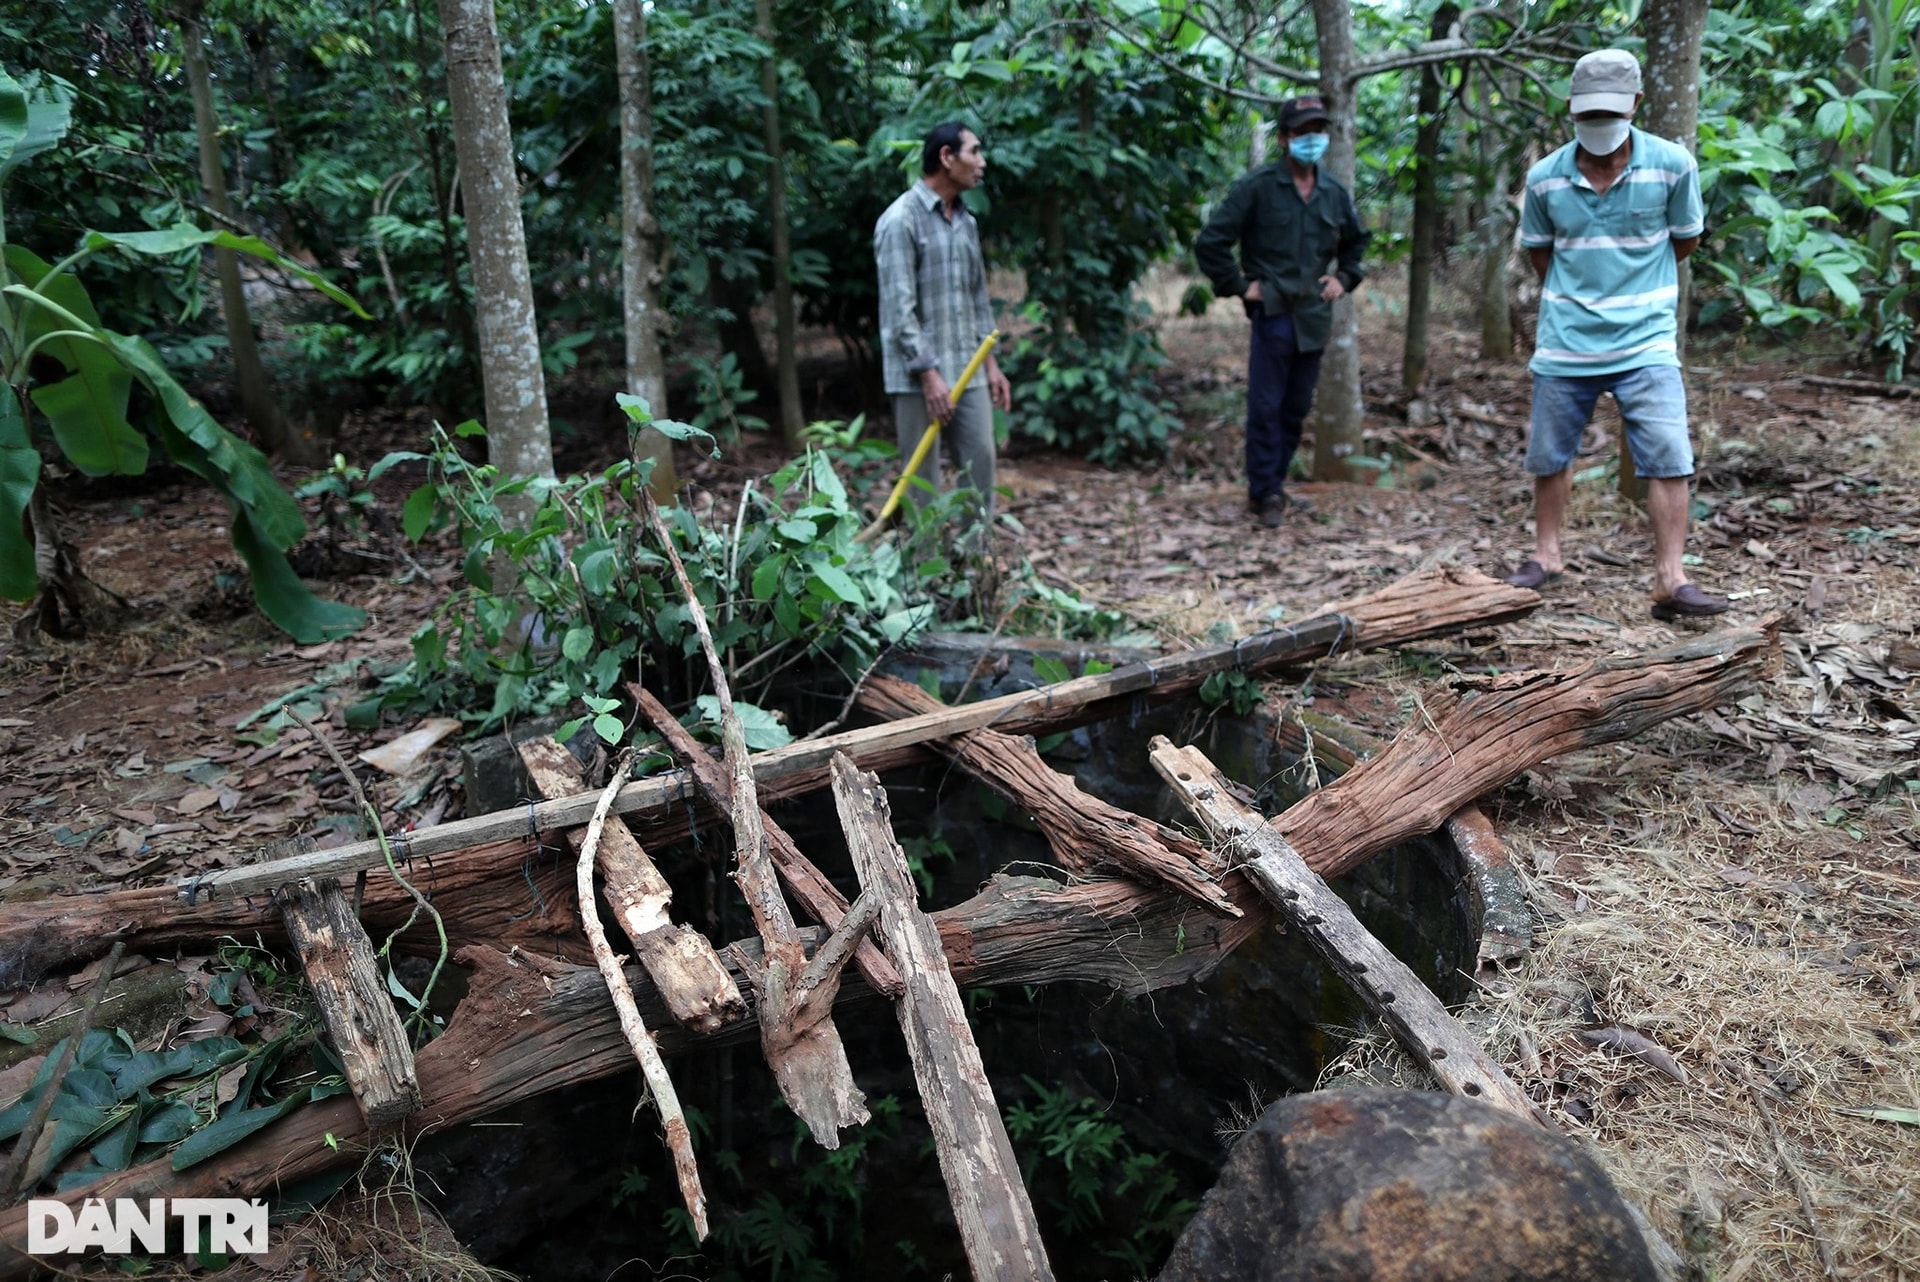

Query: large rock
[[1159, 1089, 1657, 1282]]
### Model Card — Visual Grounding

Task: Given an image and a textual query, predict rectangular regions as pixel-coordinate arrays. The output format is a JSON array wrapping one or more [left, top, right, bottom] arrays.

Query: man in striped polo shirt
[[1506, 49, 1728, 620]]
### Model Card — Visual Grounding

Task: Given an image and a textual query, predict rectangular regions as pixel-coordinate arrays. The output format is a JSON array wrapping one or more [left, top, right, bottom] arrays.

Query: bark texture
[[1402, 4, 1459, 392], [437, 0, 553, 523], [613, 0, 676, 500], [856, 673, 1238, 915], [755, 0, 804, 448], [0, 834, 584, 989], [1310, 0, 1365, 481], [518, 737, 744, 1033], [178, 6, 310, 464]]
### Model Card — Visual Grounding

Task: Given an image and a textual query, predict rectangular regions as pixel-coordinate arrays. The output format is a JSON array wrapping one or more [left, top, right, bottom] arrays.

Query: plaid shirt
[[874, 180, 996, 395]]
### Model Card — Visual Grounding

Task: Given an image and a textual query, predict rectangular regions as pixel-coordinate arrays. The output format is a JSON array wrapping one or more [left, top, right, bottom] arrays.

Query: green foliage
[[1003, 1078, 1199, 1275], [1198, 668, 1262, 716], [0, 62, 367, 641], [1693, 0, 1920, 372], [0, 958, 347, 1193], [375, 404, 951, 731]]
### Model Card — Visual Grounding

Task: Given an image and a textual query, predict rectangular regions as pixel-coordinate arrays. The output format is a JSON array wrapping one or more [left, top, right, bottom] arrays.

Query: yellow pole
[[856, 330, 1000, 544]]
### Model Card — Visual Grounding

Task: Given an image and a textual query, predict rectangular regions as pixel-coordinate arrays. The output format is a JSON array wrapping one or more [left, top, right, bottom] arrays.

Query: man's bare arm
[[1672, 235, 1700, 263], [1528, 247, 1552, 281]]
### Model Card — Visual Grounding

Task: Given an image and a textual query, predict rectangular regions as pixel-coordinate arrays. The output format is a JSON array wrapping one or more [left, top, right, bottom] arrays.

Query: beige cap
[[1569, 49, 1641, 114]]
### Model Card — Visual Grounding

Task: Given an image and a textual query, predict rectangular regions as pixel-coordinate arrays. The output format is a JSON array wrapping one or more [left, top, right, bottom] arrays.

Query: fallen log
[[8, 620, 1773, 999], [635, 687, 903, 998], [519, 736, 744, 1034], [175, 566, 1538, 903], [0, 835, 584, 989], [278, 878, 423, 1130], [1150, 739, 1542, 1121], [856, 673, 1237, 915], [1276, 618, 1782, 880], [832, 755, 1054, 1282]]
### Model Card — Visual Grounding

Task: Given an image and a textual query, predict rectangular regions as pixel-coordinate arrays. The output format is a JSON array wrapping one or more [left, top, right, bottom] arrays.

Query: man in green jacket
[[1195, 96, 1370, 527]]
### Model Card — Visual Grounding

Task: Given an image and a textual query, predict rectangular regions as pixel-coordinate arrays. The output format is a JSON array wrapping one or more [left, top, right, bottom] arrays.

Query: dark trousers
[[1245, 312, 1323, 503]]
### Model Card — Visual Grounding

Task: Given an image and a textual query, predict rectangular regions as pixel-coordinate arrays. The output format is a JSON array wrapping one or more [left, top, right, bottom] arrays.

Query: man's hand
[[1244, 280, 1264, 305], [1318, 274, 1345, 302], [986, 357, 1012, 412], [919, 368, 953, 424]]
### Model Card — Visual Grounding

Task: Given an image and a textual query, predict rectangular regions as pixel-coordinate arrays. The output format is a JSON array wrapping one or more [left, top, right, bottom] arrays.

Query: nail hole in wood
[[1380, 991, 1396, 1003], [1431, 1047, 1448, 1060], [1463, 1081, 1482, 1096]]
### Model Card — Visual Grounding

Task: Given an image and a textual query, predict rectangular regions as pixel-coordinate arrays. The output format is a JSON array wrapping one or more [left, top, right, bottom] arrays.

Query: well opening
[[416, 636, 1522, 1280]]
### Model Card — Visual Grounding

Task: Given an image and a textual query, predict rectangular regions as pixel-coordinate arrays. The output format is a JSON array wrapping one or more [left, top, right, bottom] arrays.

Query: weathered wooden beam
[[1275, 619, 1782, 880], [278, 878, 423, 1129], [1150, 739, 1542, 1120], [175, 564, 1538, 903], [0, 835, 585, 990], [635, 687, 903, 998], [831, 755, 1054, 1282], [518, 737, 744, 1034], [856, 673, 1238, 915]]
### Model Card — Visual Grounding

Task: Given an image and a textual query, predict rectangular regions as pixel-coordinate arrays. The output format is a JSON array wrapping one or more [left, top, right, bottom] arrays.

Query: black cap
[[1279, 95, 1331, 132]]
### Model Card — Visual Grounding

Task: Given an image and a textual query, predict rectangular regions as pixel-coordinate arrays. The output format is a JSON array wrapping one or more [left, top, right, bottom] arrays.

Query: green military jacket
[[1193, 163, 1370, 354]]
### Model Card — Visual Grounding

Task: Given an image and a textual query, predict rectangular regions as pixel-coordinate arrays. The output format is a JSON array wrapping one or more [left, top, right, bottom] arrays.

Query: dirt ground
[[2, 267, 1917, 1280]]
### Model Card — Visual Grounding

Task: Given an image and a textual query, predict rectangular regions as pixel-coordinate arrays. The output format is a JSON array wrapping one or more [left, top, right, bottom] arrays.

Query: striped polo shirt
[[1520, 128, 1705, 377]]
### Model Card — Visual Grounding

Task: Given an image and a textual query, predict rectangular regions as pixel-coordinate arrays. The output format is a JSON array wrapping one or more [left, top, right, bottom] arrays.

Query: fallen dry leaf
[[1578, 1024, 1689, 1084], [174, 787, 222, 815]]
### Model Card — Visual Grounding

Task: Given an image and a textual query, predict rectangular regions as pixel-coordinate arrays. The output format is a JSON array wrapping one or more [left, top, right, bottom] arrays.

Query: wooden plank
[[635, 687, 904, 998], [1147, 738, 1543, 1122], [830, 755, 1054, 1282], [518, 737, 744, 1034], [279, 878, 423, 1129]]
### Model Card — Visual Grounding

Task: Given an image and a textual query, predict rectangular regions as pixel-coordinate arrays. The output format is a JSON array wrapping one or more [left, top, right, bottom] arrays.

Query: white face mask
[[1575, 118, 1631, 156]]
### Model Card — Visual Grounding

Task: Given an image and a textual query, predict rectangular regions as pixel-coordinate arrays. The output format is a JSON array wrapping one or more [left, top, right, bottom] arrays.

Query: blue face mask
[[1289, 134, 1330, 165]]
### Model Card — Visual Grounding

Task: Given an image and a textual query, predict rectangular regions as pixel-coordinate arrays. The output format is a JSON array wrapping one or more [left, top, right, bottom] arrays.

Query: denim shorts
[[1525, 365, 1694, 479]]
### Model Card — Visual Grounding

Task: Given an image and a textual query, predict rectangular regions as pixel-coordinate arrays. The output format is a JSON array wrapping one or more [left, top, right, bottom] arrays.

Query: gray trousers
[[891, 385, 995, 522]]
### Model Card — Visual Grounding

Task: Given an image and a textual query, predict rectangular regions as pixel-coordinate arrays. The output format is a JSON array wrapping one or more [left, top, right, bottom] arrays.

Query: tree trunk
[[178, 7, 316, 465], [1402, 4, 1458, 392], [1310, 0, 1365, 482], [436, 0, 554, 526], [1635, 0, 1707, 504], [755, 0, 805, 448], [1476, 89, 1515, 359], [614, 0, 676, 500]]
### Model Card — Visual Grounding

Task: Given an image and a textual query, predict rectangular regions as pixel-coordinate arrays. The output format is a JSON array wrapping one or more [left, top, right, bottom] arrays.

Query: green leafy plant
[[1198, 669, 1262, 716], [0, 64, 369, 642], [371, 401, 950, 732], [1003, 1078, 1199, 1275]]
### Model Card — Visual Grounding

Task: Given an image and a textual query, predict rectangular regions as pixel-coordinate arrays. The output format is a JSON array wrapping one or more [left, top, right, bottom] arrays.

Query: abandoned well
[[422, 635, 1528, 1279]]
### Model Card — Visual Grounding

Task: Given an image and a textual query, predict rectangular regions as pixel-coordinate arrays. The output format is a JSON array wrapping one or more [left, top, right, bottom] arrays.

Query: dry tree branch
[[575, 749, 708, 1241]]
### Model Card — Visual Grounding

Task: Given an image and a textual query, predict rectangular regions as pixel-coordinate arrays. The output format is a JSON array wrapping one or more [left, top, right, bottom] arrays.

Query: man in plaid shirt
[[874, 122, 1012, 521]]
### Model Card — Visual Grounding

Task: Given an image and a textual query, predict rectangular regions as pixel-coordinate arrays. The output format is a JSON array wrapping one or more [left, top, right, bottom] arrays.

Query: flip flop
[[1503, 560, 1563, 590], [1652, 583, 1730, 621]]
